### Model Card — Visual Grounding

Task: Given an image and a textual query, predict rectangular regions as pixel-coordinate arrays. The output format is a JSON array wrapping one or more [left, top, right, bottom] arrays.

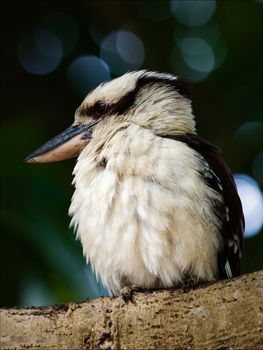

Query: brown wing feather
[[162, 133, 244, 278]]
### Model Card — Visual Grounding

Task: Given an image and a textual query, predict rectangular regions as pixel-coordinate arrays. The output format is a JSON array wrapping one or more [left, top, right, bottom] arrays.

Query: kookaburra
[[26, 70, 244, 296]]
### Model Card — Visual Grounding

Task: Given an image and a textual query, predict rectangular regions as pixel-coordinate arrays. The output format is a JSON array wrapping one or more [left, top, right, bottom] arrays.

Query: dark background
[[1, 0, 263, 307]]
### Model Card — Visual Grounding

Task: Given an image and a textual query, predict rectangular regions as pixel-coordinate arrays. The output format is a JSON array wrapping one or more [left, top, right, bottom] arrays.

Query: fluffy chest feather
[[69, 125, 222, 295]]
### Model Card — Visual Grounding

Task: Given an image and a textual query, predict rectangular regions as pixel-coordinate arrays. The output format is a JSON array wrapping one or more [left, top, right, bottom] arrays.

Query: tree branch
[[1, 270, 262, 350]]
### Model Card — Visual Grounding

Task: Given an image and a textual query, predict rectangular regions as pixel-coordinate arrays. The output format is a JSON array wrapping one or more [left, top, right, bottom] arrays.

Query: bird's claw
[[181, 275, 198, 292], [121, 286, 143, 303], [121, 286, 133, 303]]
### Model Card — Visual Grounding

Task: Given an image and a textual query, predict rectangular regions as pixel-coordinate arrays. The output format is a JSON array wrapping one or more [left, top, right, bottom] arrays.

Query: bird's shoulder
[[160, 132, 244, 279]]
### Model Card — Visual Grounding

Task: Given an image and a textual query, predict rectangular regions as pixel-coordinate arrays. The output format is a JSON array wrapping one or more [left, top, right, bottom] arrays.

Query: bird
[[26, 70, 244, 298]]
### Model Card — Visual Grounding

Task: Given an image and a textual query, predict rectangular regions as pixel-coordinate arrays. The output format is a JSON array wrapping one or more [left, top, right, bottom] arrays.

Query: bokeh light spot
[[100, 31, 145, 75], [234, 174, 263, 238], [170, 0, 216, 27], [173, 21, 227, 73], [235, 122, 263, 148], [18, 30, 63, 75], [170, 45, 209, 82], [67, 55, 110, 99], [34, 29, 63, 58], [116, 31, 144, 66], [179, 37, 215, 73]]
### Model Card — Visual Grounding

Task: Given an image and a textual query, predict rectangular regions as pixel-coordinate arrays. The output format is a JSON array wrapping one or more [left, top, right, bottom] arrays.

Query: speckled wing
[[162, 133, 244, 279]]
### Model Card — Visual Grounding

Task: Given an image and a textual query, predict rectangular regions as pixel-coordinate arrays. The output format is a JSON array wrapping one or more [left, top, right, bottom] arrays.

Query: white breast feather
[[69, 124, 222, 295]]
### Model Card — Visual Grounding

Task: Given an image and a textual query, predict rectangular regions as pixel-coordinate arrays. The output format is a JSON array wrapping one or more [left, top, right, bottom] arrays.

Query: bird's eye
[[94, 102, 108, 118]]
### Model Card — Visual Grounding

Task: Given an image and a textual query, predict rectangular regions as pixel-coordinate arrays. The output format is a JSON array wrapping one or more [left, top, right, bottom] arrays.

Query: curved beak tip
[[25, 155, 37, 163]]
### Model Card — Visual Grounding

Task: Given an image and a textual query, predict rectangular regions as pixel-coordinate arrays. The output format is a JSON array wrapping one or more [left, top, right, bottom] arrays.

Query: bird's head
[[26, 70, 196, 163]]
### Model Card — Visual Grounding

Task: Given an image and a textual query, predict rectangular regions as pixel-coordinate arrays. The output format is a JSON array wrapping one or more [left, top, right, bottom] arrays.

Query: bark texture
[[1, 271, 262, 350]]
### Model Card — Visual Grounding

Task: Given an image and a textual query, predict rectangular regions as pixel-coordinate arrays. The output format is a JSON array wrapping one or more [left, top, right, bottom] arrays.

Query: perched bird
[[26, 70, 244, 297]]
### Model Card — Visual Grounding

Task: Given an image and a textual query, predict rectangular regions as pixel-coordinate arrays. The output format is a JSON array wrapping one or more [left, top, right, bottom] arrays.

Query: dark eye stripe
[[77, 72, 190, 118], [109, 74, 190, 116]]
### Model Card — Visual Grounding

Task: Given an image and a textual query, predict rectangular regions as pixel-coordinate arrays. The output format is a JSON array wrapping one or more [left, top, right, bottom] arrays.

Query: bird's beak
[[25, 120, 100, 163]]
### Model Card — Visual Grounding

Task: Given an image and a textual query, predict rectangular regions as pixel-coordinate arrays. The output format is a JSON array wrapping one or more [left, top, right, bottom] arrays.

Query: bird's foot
[[120, 286, 143, 303], [181, 275, 199, 293]]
